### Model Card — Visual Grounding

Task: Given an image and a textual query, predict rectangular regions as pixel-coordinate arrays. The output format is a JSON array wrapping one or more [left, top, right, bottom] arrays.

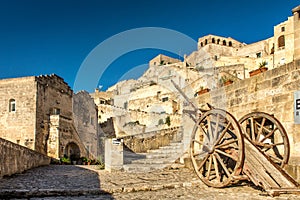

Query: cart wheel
[[239, 112, 290, 167], [190, 109, 244, 188]]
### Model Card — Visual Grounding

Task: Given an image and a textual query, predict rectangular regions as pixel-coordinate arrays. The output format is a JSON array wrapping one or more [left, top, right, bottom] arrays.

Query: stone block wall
[[195, 60, 300, 160], [0, 76, 37, 150], [121, 126, 182, 153], [0, 138, 50, 178]]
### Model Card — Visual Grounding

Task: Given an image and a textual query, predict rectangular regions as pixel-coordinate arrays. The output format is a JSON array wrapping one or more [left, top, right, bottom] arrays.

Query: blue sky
[[0, 0, 299, 92]]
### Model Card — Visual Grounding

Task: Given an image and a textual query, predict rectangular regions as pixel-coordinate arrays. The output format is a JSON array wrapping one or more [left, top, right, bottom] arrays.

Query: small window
[[217, 39, 220, 44], [256, 52, 262, 58], [162, 97, 169, 102], [214, 55, 218, 61], [9, 99, 16, 112], [212, 38, 215, 43], [124, 102, 128, 109], [223, 40, 227, 46], [278, 35, 285, 48], [205, 39, 208, 45], [53, 108, 60, 115], [90, 117, 94, 125], [281, 27, 285, 32], [229, 41, 232, 47]]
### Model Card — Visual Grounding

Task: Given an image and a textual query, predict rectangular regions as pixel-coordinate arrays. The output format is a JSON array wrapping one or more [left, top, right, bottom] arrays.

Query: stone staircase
[[123, 142, 184, 172]]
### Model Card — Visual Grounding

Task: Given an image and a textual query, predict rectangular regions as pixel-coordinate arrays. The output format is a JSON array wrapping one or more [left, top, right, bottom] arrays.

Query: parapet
[[35, 74, 73, 96]]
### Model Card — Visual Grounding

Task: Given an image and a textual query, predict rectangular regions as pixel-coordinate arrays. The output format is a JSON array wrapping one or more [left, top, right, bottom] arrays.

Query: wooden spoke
[[207, 116, 213, 143], [197, 154, 210, 171], [212, 154, 220, 181], [213, 122, 231, 147], [256, 117, 266, 142], [268, 153, 284, 163], [239, 112, 290, 168], [198, 123, 209, 139], [250, 117, 255, 141], [191, 109, 244, 188], [205, 156, 213, 180], [215, 149, 238, 161], [215, 139, 238, 149], [213, 113, 221, 141], [215, 153, 231, 178], [192, 139, 203, 146], [260, 128, 278, 143], [260, 142, 284, 149]]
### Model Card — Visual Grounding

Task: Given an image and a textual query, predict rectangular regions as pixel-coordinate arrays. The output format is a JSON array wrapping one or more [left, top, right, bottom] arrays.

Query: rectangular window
[[53, 108, 60, 115], [162, 97, 169, 102], [9, 99, 16, 112]]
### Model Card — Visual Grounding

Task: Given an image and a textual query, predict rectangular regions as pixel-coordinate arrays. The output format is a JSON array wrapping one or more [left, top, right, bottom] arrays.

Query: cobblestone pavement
[[0, 165, 299, 199]]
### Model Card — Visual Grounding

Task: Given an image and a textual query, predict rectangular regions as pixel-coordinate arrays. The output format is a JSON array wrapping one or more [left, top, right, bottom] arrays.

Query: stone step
[[123, 142, 184, 172], [131, 158, 176, 165], [148, 148, 182, 154], [122, 163, 167, 173]]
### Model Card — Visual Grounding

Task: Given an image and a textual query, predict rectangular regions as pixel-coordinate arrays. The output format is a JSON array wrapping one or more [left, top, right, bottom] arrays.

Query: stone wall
[[195, 60, 300, 161], [73, 91, 99, 159], [121, 126, 182, 153], [35, 74, 73, 155], [0, 138, 50, 178], [0, 76, 37, 150]]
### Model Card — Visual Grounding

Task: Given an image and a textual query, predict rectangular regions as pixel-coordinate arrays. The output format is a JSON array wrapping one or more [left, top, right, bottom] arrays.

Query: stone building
[[73, 91, 99, 159], [0, 74, 97, 160]]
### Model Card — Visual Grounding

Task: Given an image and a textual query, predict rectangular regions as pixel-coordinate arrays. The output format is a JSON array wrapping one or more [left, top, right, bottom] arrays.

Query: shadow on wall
[[0, 165, 115, 199]]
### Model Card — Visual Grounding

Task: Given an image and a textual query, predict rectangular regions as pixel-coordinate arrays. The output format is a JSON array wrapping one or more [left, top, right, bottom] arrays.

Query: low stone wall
[[121, 126, 182, 153], [0, 138, 51, 178]]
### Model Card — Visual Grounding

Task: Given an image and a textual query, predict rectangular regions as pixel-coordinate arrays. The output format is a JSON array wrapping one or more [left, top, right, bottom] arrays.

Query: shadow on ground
[[0, 165, 114, 199]]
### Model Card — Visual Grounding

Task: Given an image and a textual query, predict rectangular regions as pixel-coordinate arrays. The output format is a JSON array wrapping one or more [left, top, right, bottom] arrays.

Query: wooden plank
[[243, 137, 299, 190]]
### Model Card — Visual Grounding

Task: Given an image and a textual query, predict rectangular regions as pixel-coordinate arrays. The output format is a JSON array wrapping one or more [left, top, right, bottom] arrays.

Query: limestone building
[[93, 5, 300, 150], [0, 74, 98, 160]]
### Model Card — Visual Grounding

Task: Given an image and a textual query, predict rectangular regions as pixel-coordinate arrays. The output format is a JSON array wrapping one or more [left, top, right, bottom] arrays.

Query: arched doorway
[[65, 142, 81, 161]]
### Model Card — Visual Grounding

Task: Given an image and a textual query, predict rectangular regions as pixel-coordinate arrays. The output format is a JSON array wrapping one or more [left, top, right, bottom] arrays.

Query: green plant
[[259, 61, 268, 68], [96, 157, 105, 170], [165, 116, 171, 126], [219, 76, 233, 86], [60, 156, 71, 164]]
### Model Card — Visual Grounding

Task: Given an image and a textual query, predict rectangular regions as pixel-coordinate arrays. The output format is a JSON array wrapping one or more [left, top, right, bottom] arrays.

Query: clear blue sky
[[0, 0, 299, 92]]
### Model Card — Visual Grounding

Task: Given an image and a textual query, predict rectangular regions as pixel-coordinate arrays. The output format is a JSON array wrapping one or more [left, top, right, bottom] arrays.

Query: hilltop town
[[1, 4, 300, 182]]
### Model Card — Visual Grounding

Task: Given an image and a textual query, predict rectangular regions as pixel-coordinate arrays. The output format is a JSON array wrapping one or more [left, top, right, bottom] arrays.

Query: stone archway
[[65, 142, 81, 161]]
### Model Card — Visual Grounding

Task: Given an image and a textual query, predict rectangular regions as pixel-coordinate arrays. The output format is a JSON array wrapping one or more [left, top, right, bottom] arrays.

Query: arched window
[[223, 40, 227, 46], [200, 42, 203, 47], [205, 39, 208, 45], [278, 35, 285, 48], [212, 38, 215, 43], [217, 39, 220, 44], [9, 99, 16, 112], [229, 41, 232, 47]]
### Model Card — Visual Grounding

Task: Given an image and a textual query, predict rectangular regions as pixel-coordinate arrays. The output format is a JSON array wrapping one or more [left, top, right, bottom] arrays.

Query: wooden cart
[[171, 80, 300, 196]]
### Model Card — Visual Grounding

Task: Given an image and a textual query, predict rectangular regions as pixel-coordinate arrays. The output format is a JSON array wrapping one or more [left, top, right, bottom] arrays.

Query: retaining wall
[[0, 138, 51, 178], [121, 126, 182, 153]]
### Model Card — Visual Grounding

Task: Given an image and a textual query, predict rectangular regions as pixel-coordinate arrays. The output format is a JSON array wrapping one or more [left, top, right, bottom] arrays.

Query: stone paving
[[0, 165, 299, 199]]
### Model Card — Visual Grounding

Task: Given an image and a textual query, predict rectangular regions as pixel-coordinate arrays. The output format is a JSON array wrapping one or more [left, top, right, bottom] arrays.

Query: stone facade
[[0, 74, 92, 160], [73, 91, 99, 158]]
